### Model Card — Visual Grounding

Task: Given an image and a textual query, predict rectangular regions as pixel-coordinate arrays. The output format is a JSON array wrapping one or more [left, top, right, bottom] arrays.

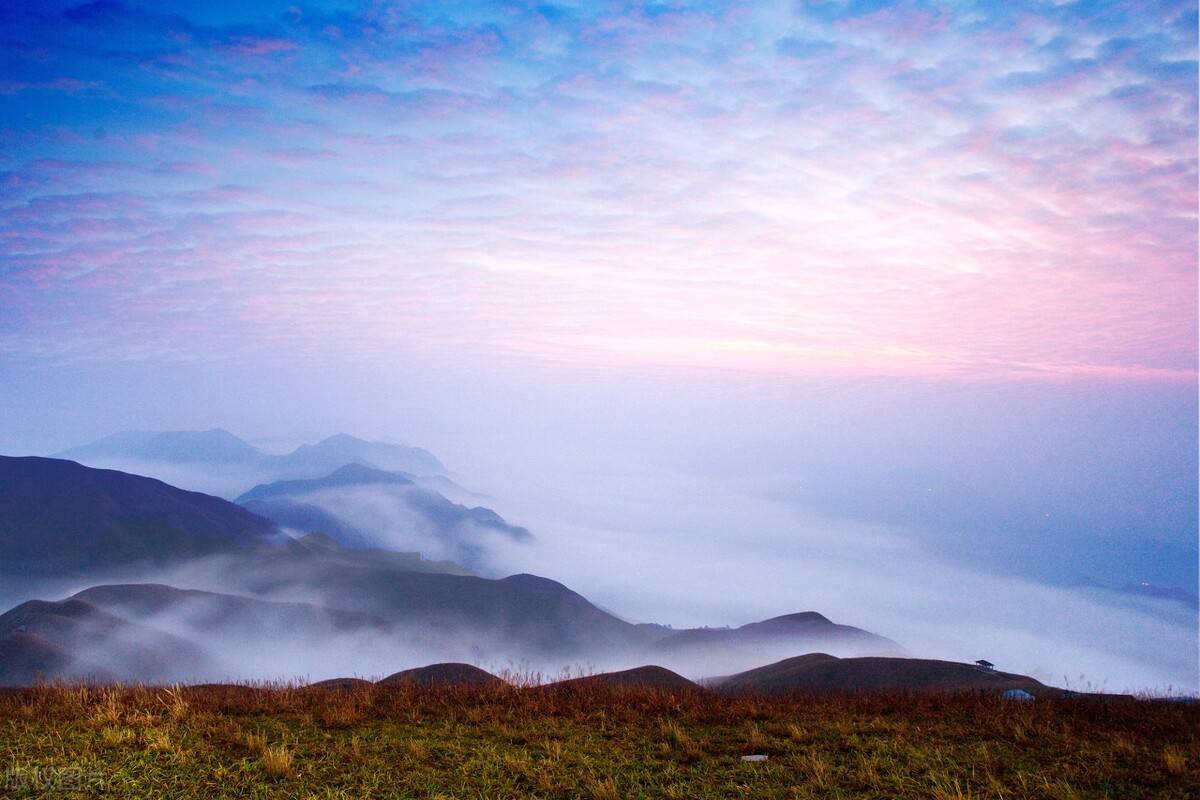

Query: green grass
[[1, 683, 1197, 798]]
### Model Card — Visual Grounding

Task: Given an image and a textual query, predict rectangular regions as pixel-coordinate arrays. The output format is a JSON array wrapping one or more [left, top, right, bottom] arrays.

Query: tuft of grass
[[406, 739, 429, 759], [746, 721, 768, 750], [589, 777, 620, 800], [1164, 744, 1188, 776], [805, 750, 833, 790], [318, 701, 361, 729], [91, 687, 123, 725], [659, 718, 703, 762], [100, 725, 135, 746], [142, 726, 174, 753], [261, 744, 294, 778], [159, 685, 189, 721], [660, 719, 691, 749]]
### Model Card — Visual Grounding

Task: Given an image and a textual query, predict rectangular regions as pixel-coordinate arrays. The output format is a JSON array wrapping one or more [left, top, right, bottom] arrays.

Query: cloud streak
[[0, 0, 1194, 379]]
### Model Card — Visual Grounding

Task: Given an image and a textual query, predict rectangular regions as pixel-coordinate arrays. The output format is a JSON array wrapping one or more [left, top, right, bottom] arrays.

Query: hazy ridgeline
[[1, 389, 1197, 693]]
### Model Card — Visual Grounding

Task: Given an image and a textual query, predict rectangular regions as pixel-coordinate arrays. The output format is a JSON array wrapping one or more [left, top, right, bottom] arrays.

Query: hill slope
[[0, 595, 211, 684], [715, 653, 1048, 695], [0, 456, 285, 576], [378, 663, 503, 687], [0, 568, 667, 683], [548, 665, 698, 691]]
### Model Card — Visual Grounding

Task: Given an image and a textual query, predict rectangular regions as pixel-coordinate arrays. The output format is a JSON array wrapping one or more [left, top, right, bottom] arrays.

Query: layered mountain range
[[234, 463, 530, 571], [0, 435, 1038, 693], [56, 429, 445, 479]]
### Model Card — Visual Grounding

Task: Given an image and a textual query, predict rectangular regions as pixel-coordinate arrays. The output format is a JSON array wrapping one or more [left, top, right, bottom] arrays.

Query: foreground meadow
[[0, 682, 1196, 799]]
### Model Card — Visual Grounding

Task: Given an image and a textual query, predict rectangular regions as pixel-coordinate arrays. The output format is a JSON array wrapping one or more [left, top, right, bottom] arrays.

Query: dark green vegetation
[[0, 682, 1195, 799]]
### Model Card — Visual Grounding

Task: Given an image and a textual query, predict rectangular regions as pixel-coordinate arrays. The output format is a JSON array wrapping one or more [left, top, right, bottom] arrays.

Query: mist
[[4, 358, 1193, 692]]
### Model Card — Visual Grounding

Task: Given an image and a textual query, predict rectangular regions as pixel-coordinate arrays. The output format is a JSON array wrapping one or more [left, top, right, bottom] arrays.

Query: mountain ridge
[[0, 456, 904, 686], [234, 463, 531, 570], [57, 430, 446, 479], [0, 455, 287, 576]]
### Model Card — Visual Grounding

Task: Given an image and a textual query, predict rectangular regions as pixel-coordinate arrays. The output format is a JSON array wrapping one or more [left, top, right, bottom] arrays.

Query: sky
[[0, 2, 1196, 687]]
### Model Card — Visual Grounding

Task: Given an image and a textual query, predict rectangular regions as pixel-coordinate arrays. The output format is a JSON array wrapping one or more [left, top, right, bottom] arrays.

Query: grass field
[[1, 681, 1196, 799]]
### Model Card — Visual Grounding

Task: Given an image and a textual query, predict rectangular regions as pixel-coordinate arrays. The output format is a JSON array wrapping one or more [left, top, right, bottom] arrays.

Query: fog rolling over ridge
[[423, 378, 1198, 693], [10, 395, 1196, 694], [0, 455, 903, 684], [234, 463, 532, 574], [0, 0, 1195, 711]]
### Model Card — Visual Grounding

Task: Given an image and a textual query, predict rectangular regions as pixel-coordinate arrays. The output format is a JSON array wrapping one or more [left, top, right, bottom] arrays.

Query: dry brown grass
[[1164, 744, 1188, 776], [588, 776, 621, 800], [261, 744, 294, 778], [317, 699, 362, 729], [158, 684, 189, 721], [0, 682, 1196, 798]]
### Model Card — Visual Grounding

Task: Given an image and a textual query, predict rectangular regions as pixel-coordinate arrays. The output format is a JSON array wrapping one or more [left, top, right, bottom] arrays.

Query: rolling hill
[[714, 653, 1048, 695], [378, 663, 504, 687], [547, 665, 699, 691]]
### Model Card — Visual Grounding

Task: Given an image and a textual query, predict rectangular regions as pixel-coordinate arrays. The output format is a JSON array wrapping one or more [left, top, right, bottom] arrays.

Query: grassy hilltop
[[1, 682, 1196, 799]]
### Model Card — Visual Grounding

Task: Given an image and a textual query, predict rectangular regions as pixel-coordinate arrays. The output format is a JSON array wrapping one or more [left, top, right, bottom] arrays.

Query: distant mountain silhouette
[[652, 611, 901, 674], [714, 653, 1047, 695], [662, 611, 898, 650], [0, 456, 286, 576], [237, 463, 415, 502], [57, 429, 261, 465], [235, 464, 531, 570], [280, 434, 444, 477], [378, 663, 503, 687], [57, 430, 446, 478], [1073, 577, 1200, 610]]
